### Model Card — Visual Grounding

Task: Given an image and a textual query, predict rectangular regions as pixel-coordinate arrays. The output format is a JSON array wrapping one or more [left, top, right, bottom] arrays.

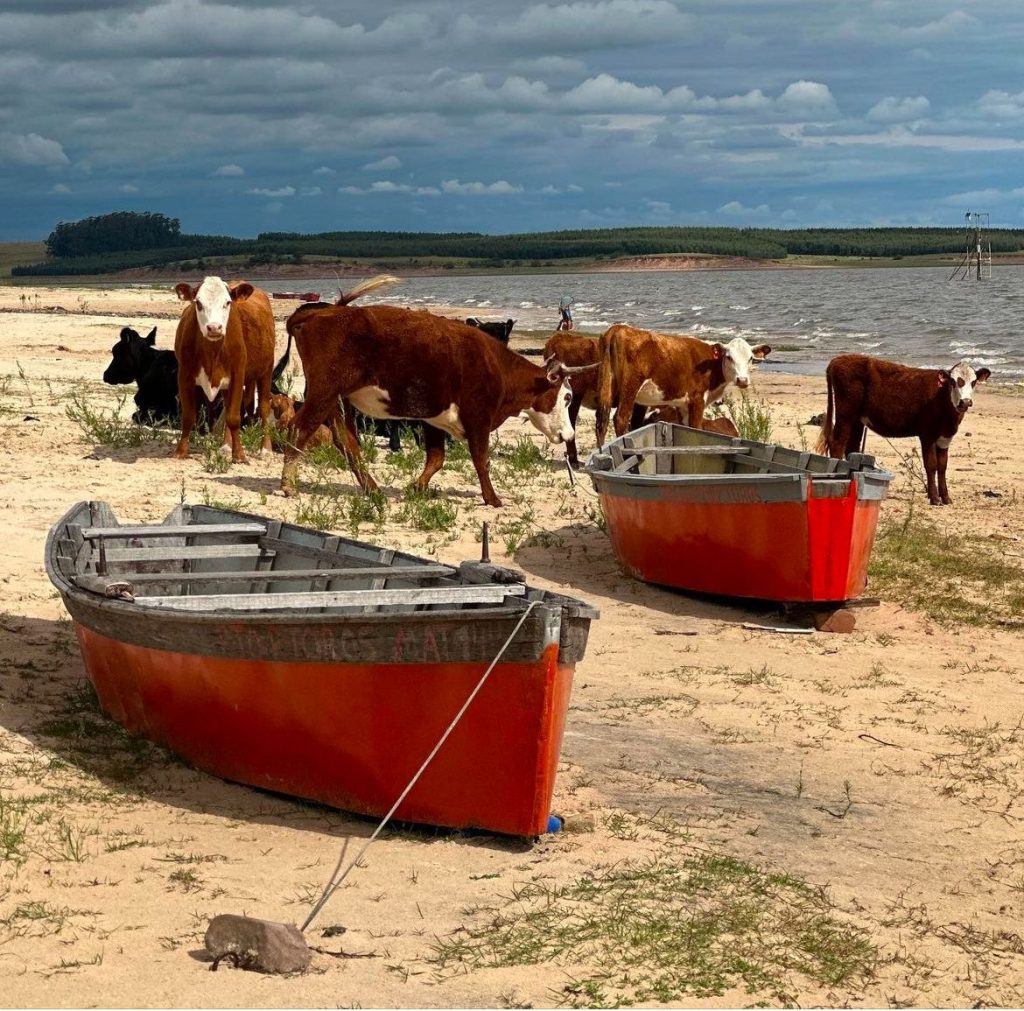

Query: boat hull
[[75, 624, 572, 837], [587, 422, 893, 604], [595, 477, 881, 602]]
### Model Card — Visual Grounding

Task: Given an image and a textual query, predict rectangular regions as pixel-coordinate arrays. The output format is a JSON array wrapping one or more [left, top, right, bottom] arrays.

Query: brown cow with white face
[[817, 353, 991, 505], [279, 280, 588, 507], [595, 324, 771, 445], [172, 276, 276, 463]]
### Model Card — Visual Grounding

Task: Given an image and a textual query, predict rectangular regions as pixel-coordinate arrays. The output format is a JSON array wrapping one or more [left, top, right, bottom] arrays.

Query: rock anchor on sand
[[204, 913, 311, 974]]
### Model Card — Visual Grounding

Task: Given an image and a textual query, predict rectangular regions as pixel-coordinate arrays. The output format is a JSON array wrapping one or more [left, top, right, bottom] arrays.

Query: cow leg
[[224, 373, 247, 463], [937, 441, 952, 504], [173, 376, 198, 459], [255, 373, 273, 455], [330, 402, 379, 494], [920, 437, 941, 505], [827, 415, 857, 459], [613, 382, 642, 438], [629, 403, 648, 431], [281, 394, 343, 496], [413, 424, 447, 491], [386, 421, 402, 453], [467, 429, 502, 507], [565, 391, 584, 469]]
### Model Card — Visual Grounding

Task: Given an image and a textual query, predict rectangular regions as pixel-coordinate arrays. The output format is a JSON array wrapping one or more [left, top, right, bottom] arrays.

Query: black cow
[[466, 317, 516, 344], [103, 326, 182, 426], [101, 325, 247, 431]]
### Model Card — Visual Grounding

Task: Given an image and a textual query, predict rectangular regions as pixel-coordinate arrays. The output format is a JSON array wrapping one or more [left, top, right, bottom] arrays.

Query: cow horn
[[559, 361, 600, 374]]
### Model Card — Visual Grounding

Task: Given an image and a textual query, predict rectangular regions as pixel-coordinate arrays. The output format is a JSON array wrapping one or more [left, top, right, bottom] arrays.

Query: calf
[[269, 393, 333, 449], [646, 406, 740, 438], [103, 325, 179, 425], [466, 317, 516, 344], [595, 324, 770, 445], [280, 283, 587, 506], [172, 277, 276, 463], [817, 354, 991, 505], [103, 325, 223, 431]]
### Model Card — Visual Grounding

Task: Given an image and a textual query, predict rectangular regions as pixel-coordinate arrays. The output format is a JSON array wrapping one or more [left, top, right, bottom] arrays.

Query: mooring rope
[[301, 597, 541, 933]]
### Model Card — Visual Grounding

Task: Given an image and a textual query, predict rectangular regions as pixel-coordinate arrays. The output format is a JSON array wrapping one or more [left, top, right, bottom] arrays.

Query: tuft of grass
[[346, 489, 388, 533], [495, 434, 546, 480], [720, 392, 774, 443], [398, 487, 458, 532], [430, 852, 877, 1005], [869, 505, 1024, 627], [65, 388, 170, 449]]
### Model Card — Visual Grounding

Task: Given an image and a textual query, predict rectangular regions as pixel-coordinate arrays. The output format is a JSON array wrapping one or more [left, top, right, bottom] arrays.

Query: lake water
[[278, 265, 1024, 380]]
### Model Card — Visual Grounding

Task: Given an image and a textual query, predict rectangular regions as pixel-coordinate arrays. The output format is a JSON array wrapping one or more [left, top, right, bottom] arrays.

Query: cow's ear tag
[[937, 374, 946, 388], [712, 345, 722, 360]]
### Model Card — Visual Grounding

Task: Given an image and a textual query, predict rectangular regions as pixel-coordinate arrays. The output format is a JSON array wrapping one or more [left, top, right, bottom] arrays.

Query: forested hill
[[12, 213, 1024, 276]]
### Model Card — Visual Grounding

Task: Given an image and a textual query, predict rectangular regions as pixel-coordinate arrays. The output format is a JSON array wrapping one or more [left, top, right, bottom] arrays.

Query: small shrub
[[65, 389, 170, 449], [722, 392, 774, 443], [399, 488, 458, 532]]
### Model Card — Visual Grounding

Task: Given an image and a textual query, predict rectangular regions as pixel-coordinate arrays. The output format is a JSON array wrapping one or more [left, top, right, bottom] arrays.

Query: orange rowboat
[[586, 422, 894, 604], [45, 502, 597, 837]]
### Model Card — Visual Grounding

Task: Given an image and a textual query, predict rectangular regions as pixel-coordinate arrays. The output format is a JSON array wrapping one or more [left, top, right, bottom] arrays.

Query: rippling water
[[282, 266, 1024, 380]]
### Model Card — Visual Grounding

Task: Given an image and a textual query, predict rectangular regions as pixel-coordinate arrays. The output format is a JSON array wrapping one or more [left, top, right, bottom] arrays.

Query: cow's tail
[[595, 327, 617, 448], [336, 274, 402, 306], [815, 366, 834, 455], [271, 330, 292, 395]]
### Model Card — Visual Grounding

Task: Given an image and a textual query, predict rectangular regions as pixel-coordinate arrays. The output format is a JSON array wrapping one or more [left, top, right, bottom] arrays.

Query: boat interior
[[588, 422, 884, 480], [49, 501, 586, 617]]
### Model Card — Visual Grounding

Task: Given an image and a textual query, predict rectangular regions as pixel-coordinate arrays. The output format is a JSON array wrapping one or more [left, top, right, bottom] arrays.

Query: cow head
[[710, 338, 772, 389], [523, 358, 590, 443], [103, 325, 157, 385], [939, 361, 991, 412], [175, 277, 254, 341]]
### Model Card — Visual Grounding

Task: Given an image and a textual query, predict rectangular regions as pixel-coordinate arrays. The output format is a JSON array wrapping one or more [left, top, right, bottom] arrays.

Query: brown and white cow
[[595, 324, 771, 445], [280, 285, 588, 507], [542, 330, 617, 469], [172, 276, 276, 463], [817, 353, 991, 506]]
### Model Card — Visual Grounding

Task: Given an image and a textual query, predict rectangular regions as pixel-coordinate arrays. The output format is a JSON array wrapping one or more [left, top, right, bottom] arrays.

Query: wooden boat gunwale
[[586, 421, 893, 503], [46, 501, 597, 666]]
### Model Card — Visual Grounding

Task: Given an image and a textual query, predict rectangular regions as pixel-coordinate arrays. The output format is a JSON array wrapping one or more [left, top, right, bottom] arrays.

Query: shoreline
[[10, 250, 1024, 286]]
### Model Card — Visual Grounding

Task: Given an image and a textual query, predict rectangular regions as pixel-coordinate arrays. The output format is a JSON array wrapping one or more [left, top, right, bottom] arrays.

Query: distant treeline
[[13, 213, 1024, 276]]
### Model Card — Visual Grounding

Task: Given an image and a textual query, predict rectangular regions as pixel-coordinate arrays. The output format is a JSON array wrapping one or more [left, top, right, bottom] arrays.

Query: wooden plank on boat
[[611, 455, 639, 474], [132, 583, 527, 612], [106, 564, 457, 586], [82, 522, 266, 540], [102, 544, 269, 563], [628, 446, 751, 456]]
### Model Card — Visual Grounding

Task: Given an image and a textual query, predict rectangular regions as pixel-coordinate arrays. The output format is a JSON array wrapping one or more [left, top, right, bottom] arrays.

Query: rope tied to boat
[[300, 597, 542, 934]]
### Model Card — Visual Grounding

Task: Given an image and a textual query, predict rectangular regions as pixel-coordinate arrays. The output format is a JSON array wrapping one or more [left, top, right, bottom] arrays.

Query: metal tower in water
[[949, 210, 992, 280]]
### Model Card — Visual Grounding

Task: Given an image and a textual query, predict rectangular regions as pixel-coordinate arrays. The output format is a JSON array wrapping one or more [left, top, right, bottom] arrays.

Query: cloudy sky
[[2, 1, 1023, 240]]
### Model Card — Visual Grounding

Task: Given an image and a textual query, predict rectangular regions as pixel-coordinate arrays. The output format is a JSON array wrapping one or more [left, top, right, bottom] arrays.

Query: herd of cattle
[[102, 274, 991, 508]]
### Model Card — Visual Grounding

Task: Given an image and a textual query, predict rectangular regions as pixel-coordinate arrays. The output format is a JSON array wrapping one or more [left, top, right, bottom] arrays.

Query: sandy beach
[[2, 282, 1024, 1008]]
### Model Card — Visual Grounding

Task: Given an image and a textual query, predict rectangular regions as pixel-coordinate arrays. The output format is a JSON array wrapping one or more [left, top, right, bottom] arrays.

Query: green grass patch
[[430, 852, 876, 1005], [869, 506, 1024, 627], [65, 388, 172, 450], [398, 487, 458, 532], [718, 392, 774, 443]]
